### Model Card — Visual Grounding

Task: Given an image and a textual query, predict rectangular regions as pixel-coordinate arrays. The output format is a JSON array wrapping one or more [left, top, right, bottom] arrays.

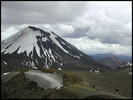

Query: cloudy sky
[[1, 1, 132, 56]]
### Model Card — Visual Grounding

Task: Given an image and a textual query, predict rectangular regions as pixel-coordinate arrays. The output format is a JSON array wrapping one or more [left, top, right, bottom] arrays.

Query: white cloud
[[65, 36, 132, 56], [58, 24, 74, 34], [1, 26, 19, 40], [39, 24, 75, 37]]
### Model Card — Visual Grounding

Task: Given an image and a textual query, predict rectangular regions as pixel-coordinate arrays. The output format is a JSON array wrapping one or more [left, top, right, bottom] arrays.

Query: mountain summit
[[1, 26, 108, 73]]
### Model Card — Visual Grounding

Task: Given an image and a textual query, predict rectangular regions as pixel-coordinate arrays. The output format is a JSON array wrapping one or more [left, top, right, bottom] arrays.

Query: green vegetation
[[1, 68, 132, 99]]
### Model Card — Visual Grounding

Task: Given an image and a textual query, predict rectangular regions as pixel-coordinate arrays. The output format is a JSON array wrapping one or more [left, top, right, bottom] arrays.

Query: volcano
[[1, 26, 108, 73]]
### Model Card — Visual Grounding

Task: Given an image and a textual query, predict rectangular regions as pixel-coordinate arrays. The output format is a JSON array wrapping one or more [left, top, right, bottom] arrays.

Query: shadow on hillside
[[83, 94, 130, 99]]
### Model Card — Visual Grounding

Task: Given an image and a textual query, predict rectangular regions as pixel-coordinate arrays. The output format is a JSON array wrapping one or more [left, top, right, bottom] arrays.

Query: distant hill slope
[[89, 53, 131, 62], [115, 61, 132, 72], [97, 57, 125, 70]]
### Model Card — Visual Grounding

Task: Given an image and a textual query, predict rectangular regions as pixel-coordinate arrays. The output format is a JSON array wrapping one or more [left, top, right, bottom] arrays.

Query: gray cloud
[[62, 27, 90, 38], [2, 1, 88, 26], [1, 1, 132, 56]]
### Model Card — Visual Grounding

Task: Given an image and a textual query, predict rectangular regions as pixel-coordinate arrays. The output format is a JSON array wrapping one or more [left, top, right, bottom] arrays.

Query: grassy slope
[[1, 68, 132, 99], [69, 70, 132, 98]]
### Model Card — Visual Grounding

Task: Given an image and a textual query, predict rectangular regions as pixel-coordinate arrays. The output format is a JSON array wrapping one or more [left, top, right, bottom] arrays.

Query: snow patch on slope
[[24, 70, 63, 90], [3, 61, 7, 65], [50, 33, 69, 53], [128, 72, 132, 75], [58, 68, 62, 70], [126, 62, 132, 66], [2, 72, 10, 76], [49, 49, 55, 62], [42, 37, 48, 42]]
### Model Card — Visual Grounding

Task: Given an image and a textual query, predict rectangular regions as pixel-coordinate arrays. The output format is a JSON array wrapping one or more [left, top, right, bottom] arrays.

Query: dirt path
[[73, 84, 130, 99], [74, 84, 98, 92]]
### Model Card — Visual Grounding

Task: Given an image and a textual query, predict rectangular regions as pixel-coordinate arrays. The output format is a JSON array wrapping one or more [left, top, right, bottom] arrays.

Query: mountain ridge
[[89, 53, 131, 62], [1, 26, 109, 73], [97, 56, 125, 70]]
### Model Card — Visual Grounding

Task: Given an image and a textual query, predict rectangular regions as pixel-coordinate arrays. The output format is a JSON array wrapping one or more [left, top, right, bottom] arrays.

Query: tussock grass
[[38, 68, 54, 73]]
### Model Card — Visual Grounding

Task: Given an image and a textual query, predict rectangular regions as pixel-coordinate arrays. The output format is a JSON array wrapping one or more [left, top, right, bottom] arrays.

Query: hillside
[[97, 57, 125, 70], [89, 53, 132, 62], [1, 68, 132, 99], [115, 61, 132, 72]]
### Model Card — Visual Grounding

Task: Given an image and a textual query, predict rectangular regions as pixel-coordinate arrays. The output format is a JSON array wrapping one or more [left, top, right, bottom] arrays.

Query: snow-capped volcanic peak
[[1, 26, 69, 56], [1, 26, 85, 69], [2, 26, 42, 56], [1, 26, 110, 73]]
